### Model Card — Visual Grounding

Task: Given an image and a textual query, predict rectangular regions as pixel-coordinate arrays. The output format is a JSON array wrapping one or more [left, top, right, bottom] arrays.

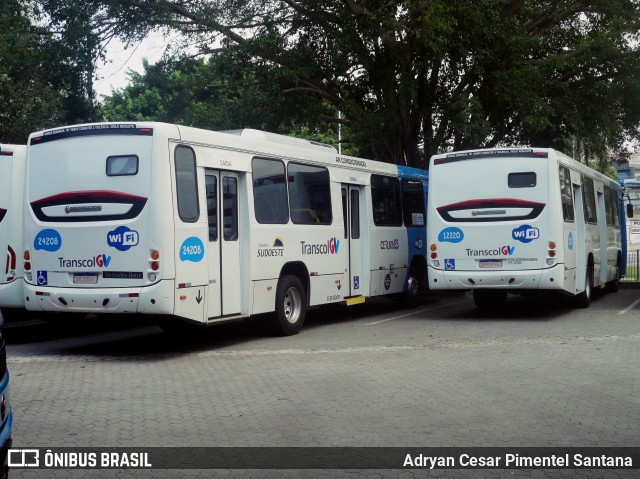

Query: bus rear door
[[205, 170, 242, 319], [341, 184, 363, 297]]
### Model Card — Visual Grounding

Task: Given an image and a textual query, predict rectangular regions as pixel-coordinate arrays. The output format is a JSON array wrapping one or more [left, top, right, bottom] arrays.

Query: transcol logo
[[465, 246, 515, 257], [58, 254, 111, 268], [512, 224, 540, 244], [300, 237, 340, 255]]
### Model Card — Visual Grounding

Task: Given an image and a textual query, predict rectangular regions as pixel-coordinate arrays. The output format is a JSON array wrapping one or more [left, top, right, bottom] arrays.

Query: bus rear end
[[23, 123, 177, 316], [0, 145, 26, 312], [427, 149, 566, 299]]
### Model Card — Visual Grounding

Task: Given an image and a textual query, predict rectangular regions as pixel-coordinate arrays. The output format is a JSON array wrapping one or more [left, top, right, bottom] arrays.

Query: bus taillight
[[149, 249, 160, 281], [430, 244, 439, 266], [547, 241, 557, 264], [5, 246, 16, 281], [23, 250, 31, 273]]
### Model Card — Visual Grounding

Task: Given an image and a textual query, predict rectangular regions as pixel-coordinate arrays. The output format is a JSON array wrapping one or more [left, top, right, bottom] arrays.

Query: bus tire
[[274, 275, 306, 336], [403, 271, 420, 308], [574, 261, 593, 308], [606, 255, 621, 293], [473, 289, 507, 311]]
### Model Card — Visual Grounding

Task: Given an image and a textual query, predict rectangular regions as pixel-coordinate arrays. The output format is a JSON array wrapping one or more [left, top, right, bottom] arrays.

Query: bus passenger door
[[341, 185, 363, 297], [596, 191, 608, 284], [573, 183, 587, 292], [205, 170, 242, 319]]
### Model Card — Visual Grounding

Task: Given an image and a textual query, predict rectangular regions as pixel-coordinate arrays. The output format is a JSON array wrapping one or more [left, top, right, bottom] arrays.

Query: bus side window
[[252, 158, 289, 224], [205, 175, 217, 241], [559, 166, 574, 222], [342, 188, 348, 239], [371, 175, 402, 226], [351, 189, 360, 239], [401, 179, 425, 226], [611, 188, 620, 227], [175, 146, 199, 223], [223, 177, 238, 241], [582, 176, 597, 224], [288, 162, 332, 225], [604, 186, 615, 227]]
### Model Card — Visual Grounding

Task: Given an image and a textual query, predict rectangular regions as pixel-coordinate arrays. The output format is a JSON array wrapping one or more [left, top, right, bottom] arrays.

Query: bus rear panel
[[427, 148, 624, 306], [0, 145, 27, 312], [24, 124, 176, 315], [428, 149, 562, 290]]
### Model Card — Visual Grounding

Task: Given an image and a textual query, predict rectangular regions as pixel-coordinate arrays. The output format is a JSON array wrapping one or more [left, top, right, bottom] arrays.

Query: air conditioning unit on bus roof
[[223, 128, 337, 153]]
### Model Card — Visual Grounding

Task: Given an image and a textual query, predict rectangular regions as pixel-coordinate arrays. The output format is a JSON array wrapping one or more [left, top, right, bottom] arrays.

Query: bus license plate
[[73, 273, 98, 284], [479, 260, 502, 269]]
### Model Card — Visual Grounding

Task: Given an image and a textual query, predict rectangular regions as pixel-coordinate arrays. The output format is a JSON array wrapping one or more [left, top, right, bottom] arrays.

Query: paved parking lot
[[4, 286, 640, 478]]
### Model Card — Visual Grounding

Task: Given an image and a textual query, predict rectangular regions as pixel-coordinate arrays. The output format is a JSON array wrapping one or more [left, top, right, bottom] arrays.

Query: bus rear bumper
[[23, 280, 175, 315], [0, 280, 24, 309], [428, 264, 565, 290]]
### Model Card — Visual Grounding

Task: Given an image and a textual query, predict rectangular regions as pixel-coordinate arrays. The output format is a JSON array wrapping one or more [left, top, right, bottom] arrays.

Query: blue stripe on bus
[[396, 165, 429, 287]]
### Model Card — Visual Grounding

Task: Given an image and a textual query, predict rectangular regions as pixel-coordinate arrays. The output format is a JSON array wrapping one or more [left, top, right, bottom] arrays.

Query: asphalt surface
[[4, 285, 640, 478]]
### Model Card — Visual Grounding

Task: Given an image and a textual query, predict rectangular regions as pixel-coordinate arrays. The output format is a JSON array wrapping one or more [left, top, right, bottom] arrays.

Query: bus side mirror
[[627, 204, 633, 218]]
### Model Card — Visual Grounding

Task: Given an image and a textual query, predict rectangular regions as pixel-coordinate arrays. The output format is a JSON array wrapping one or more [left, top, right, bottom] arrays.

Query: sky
[[93, 31, 172, 98]]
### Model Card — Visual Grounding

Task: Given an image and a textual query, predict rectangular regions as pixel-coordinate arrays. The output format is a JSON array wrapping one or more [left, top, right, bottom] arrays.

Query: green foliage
[[0, 0, 105, 142], [5, 0, 640, 163], [90, 0, 640, 166], [0, 1, 64, 142], [99, 55, 356, 152]]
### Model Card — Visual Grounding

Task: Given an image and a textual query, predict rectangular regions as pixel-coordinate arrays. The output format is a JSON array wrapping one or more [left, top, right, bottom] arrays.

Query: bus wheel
[[473, 289, 507, 311], [274, 275, 306, 336], [606, 257, 621, 293], [574, 261, 593, 308], [404, 273, 420, 308]]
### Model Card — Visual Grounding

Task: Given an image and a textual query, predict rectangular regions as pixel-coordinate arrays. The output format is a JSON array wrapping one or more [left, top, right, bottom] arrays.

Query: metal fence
[[623, 249, 640, 282]]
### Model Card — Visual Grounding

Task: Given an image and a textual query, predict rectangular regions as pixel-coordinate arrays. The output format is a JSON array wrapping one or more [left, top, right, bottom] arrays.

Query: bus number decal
[[34, 229, 62, 252], [438, 227, 464, 243], [179, 237, 205, 262]]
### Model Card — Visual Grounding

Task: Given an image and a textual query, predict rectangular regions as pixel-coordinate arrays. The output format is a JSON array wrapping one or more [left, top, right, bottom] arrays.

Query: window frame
[[287, 161, 332, 225], [371, 174, 403, 227], [252, 157, 290, 225], [175, 146, 200, 223], [508, 172, 536, 188], [106, 155, 139, 177], [582, 175, 598, 225], [559, 166, 574, 223], [223, 176, 239, 241], [401, 179, 426, 227]]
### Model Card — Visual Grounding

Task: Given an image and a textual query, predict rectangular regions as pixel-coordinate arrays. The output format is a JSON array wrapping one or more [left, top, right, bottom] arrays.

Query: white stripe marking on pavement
[[619, 298, 640, 315], [364, 302, 451, 326]]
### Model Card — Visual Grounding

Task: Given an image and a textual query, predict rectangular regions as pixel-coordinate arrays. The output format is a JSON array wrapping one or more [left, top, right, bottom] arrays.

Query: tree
[[99, 55, 354, 151], [0, 1, 64, 143], [59, 1, 640, 165], [33, 0, 106, 123], [0, 0, 108, 142]]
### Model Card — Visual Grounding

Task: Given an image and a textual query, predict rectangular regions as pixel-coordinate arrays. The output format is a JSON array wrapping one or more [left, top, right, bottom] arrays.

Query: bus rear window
[[508, 172, 536, 188], [107, 155, 138, 176]]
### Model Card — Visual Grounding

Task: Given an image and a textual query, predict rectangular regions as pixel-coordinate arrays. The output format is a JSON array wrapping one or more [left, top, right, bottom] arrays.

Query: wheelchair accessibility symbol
[[444, 259, 456, 271], [37, 271, 48, 286]]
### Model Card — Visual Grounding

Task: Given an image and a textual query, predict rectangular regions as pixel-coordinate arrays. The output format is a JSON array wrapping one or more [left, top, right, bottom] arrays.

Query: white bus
[[427, 148, 628, 309], [23, 122, 429, 334], [0, 144, 27, 319]]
